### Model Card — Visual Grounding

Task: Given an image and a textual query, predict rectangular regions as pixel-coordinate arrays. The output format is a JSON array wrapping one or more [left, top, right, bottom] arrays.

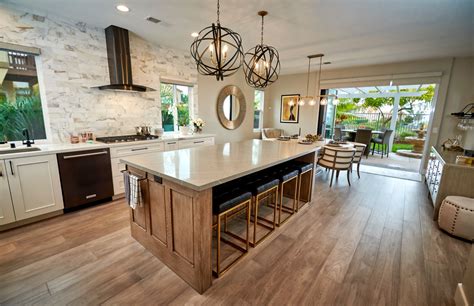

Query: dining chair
[[371, 129, 393, 158], [317, 146, 356, 187], [350, 142, 367, 178], [333, 127, 343, 141], [354, 128, 372, 157]]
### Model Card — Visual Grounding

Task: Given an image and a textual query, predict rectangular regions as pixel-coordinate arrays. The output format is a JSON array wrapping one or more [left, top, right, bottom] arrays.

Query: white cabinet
[[164, 140, 179, 151], [5, 155, 64, 221], [178, 137, 215, 149], [0, 161, 15, 225], [110, 142, 164, 196]]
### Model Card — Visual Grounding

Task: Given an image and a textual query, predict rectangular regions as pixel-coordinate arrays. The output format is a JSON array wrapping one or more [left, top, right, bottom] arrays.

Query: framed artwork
[[280, 94, 300, 123]]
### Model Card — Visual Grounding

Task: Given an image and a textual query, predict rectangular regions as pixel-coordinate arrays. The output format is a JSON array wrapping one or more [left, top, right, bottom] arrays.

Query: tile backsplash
[[0, 5, 197, 142]]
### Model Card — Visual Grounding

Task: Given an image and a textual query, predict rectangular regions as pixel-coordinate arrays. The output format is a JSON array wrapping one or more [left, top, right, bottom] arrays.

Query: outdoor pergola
[[333, 84, 432, 148]]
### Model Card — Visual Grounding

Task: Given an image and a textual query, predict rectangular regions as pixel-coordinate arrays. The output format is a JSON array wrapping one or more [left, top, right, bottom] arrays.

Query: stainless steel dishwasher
[[57, 148, 114, 210]]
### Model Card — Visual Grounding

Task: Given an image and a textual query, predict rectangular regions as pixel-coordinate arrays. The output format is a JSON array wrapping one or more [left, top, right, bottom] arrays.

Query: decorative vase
[[179, 126, 189, 135], [194, 125, 202, 134]]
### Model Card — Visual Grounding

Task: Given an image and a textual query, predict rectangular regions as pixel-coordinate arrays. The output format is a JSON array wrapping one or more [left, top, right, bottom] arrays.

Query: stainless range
[[96, 135, 160, 144]]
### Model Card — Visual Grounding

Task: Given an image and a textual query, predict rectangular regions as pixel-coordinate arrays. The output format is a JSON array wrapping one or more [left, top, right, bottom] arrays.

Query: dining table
[[342, 129, 384, 141]]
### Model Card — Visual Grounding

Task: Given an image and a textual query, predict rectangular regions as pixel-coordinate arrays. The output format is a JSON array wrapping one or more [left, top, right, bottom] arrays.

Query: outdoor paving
[[361, 151, 421, 172]]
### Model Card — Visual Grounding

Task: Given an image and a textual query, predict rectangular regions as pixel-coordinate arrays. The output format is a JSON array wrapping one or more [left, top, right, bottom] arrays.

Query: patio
[[323, 84, 434, 174], [362, 151, 421, 172]]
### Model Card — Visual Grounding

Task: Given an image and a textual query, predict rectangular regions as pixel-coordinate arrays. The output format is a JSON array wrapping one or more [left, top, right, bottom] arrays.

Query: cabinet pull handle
[[63, 151, 108, 159], [9, 161, 14, 175], [167, 142, 176, 145], [131, 148, 148, 152], [194, 140, 204, 144], [86, 194, 97, 199]]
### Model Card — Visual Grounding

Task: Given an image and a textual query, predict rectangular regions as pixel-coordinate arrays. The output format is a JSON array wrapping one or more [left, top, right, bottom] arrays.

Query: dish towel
[[123, 171, 143, 209]]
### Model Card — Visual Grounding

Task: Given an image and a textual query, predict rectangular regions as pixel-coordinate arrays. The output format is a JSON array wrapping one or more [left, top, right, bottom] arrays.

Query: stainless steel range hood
[[95, 25, 155, 92]]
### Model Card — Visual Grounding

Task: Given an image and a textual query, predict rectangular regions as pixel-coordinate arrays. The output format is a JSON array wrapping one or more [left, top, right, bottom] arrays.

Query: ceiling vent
[[146, 17, 161, 24]]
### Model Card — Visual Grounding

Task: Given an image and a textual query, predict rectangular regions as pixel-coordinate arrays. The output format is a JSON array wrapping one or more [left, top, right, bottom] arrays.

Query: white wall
[[0, 5, 197, 143], [264, 72, 320, 136], [197, 70, 256, 144]]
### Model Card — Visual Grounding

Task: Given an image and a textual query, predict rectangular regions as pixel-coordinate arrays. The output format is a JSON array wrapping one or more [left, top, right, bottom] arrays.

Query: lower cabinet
[[0, 161, 16, 225], [1, 154, 64, 224]]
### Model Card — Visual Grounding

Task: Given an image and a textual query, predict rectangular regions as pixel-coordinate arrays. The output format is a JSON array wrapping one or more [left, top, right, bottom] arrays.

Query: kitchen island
[[120, 139, 323, 293]]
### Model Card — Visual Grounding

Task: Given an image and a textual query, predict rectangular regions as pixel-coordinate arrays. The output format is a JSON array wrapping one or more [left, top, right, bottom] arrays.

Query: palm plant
[[0, 94, 45, 141]]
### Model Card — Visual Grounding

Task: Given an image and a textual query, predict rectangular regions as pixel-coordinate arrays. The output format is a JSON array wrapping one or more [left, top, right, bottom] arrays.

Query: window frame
[[0, 48, 50, 143], [253, 90, 264, 132], [160, 82, 194, 133]]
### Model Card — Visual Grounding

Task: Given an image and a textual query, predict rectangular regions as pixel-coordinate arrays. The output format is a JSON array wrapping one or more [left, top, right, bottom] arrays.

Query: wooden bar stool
[[212, 188, 252, 277]]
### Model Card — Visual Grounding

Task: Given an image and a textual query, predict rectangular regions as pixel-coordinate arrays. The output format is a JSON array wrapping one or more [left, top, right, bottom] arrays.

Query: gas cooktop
[[96, 135, 160, 143]]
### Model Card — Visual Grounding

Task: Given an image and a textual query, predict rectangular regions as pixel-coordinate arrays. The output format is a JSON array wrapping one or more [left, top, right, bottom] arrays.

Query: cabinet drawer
[[164, 141, 179, 151], [178, 137, 214, 149], [110, 142, 164, 158]]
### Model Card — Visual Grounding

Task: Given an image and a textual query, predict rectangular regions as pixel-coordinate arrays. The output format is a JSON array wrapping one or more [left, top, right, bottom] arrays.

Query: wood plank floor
[[0, 171, 471, 305]]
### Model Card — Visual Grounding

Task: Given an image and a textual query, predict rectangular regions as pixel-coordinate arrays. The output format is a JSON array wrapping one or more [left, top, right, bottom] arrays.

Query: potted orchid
[[192, 118, 206, 133]]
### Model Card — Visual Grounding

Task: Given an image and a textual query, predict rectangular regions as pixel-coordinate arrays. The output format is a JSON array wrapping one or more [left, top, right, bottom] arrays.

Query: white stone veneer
[[0, 5, 198, 143]]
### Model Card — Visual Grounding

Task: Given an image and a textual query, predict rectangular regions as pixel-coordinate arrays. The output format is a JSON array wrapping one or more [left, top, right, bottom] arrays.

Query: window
[[160, 83, 193, 132], [253, 90, 264, 130], [0, 50, 46, 141]]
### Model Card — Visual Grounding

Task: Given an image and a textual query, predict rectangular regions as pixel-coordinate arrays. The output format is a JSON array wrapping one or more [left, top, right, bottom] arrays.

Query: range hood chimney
[[96, 25, 155, 92]]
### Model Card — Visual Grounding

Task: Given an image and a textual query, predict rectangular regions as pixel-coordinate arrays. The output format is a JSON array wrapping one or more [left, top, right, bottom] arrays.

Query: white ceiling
[[3, 0, 474, 74]]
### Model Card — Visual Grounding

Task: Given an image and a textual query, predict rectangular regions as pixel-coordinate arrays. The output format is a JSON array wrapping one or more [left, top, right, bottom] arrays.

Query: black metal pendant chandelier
[[190, 0, 243, 81], [243, 11, 280, 89]]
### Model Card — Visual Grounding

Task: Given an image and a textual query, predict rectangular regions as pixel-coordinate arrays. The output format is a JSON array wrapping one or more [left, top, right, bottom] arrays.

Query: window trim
[[253, 90, 264, 132], [160, 82, 194, 132]]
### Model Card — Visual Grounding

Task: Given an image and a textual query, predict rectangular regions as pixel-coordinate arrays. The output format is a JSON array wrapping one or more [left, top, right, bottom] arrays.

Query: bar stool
[[269, 166, 299, 226], [286, 161, 314, 211], [243, 175, 279, 247], [212, 188, 252, 277]]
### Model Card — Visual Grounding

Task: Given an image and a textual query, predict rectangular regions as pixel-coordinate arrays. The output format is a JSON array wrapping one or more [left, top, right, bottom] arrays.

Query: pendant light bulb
[[332, 98, 340, 105], [320, 98, 328, 106], [298, 98, 305, 106], [308, 99, 316, 106]]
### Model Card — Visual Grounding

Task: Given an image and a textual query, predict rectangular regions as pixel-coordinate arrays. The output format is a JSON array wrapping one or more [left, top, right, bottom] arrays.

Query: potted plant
[[192, 118, 205, 133], [178, 116, 190, 135]]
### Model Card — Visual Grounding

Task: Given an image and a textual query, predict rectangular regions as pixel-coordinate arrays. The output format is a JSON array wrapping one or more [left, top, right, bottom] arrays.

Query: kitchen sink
[[0, 147, 41, 155]]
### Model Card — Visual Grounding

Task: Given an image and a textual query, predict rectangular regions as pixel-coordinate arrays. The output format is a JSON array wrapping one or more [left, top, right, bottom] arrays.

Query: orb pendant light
[[190, 0, 243, 81], [243, 11, 280, 89]]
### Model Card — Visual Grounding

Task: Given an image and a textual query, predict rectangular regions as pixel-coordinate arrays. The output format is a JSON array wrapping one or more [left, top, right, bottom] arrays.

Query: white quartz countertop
[[0, 133, 215, 160], [121, 139, 323, 191]]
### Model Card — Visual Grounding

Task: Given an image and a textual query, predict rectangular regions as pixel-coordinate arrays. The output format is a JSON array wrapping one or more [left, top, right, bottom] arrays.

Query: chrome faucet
[[22, 129, 35, 147]]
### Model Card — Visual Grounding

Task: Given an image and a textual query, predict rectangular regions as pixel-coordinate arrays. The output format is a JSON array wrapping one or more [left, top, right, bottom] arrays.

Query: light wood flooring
[[0, 171, 471, 305]]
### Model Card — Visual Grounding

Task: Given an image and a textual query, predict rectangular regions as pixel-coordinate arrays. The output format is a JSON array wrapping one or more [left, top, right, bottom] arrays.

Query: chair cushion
[[438, 196, 474, 241], [274, 169, 299, 182], [285, 161, 314, 173], [245, 177, 279, 195], [213, 190, 252, 214]]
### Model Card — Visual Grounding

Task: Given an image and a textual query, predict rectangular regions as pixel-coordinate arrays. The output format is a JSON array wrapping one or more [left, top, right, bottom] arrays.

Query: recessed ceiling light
[[191, 32, 199, 38], [116, 5, 130, 12]]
